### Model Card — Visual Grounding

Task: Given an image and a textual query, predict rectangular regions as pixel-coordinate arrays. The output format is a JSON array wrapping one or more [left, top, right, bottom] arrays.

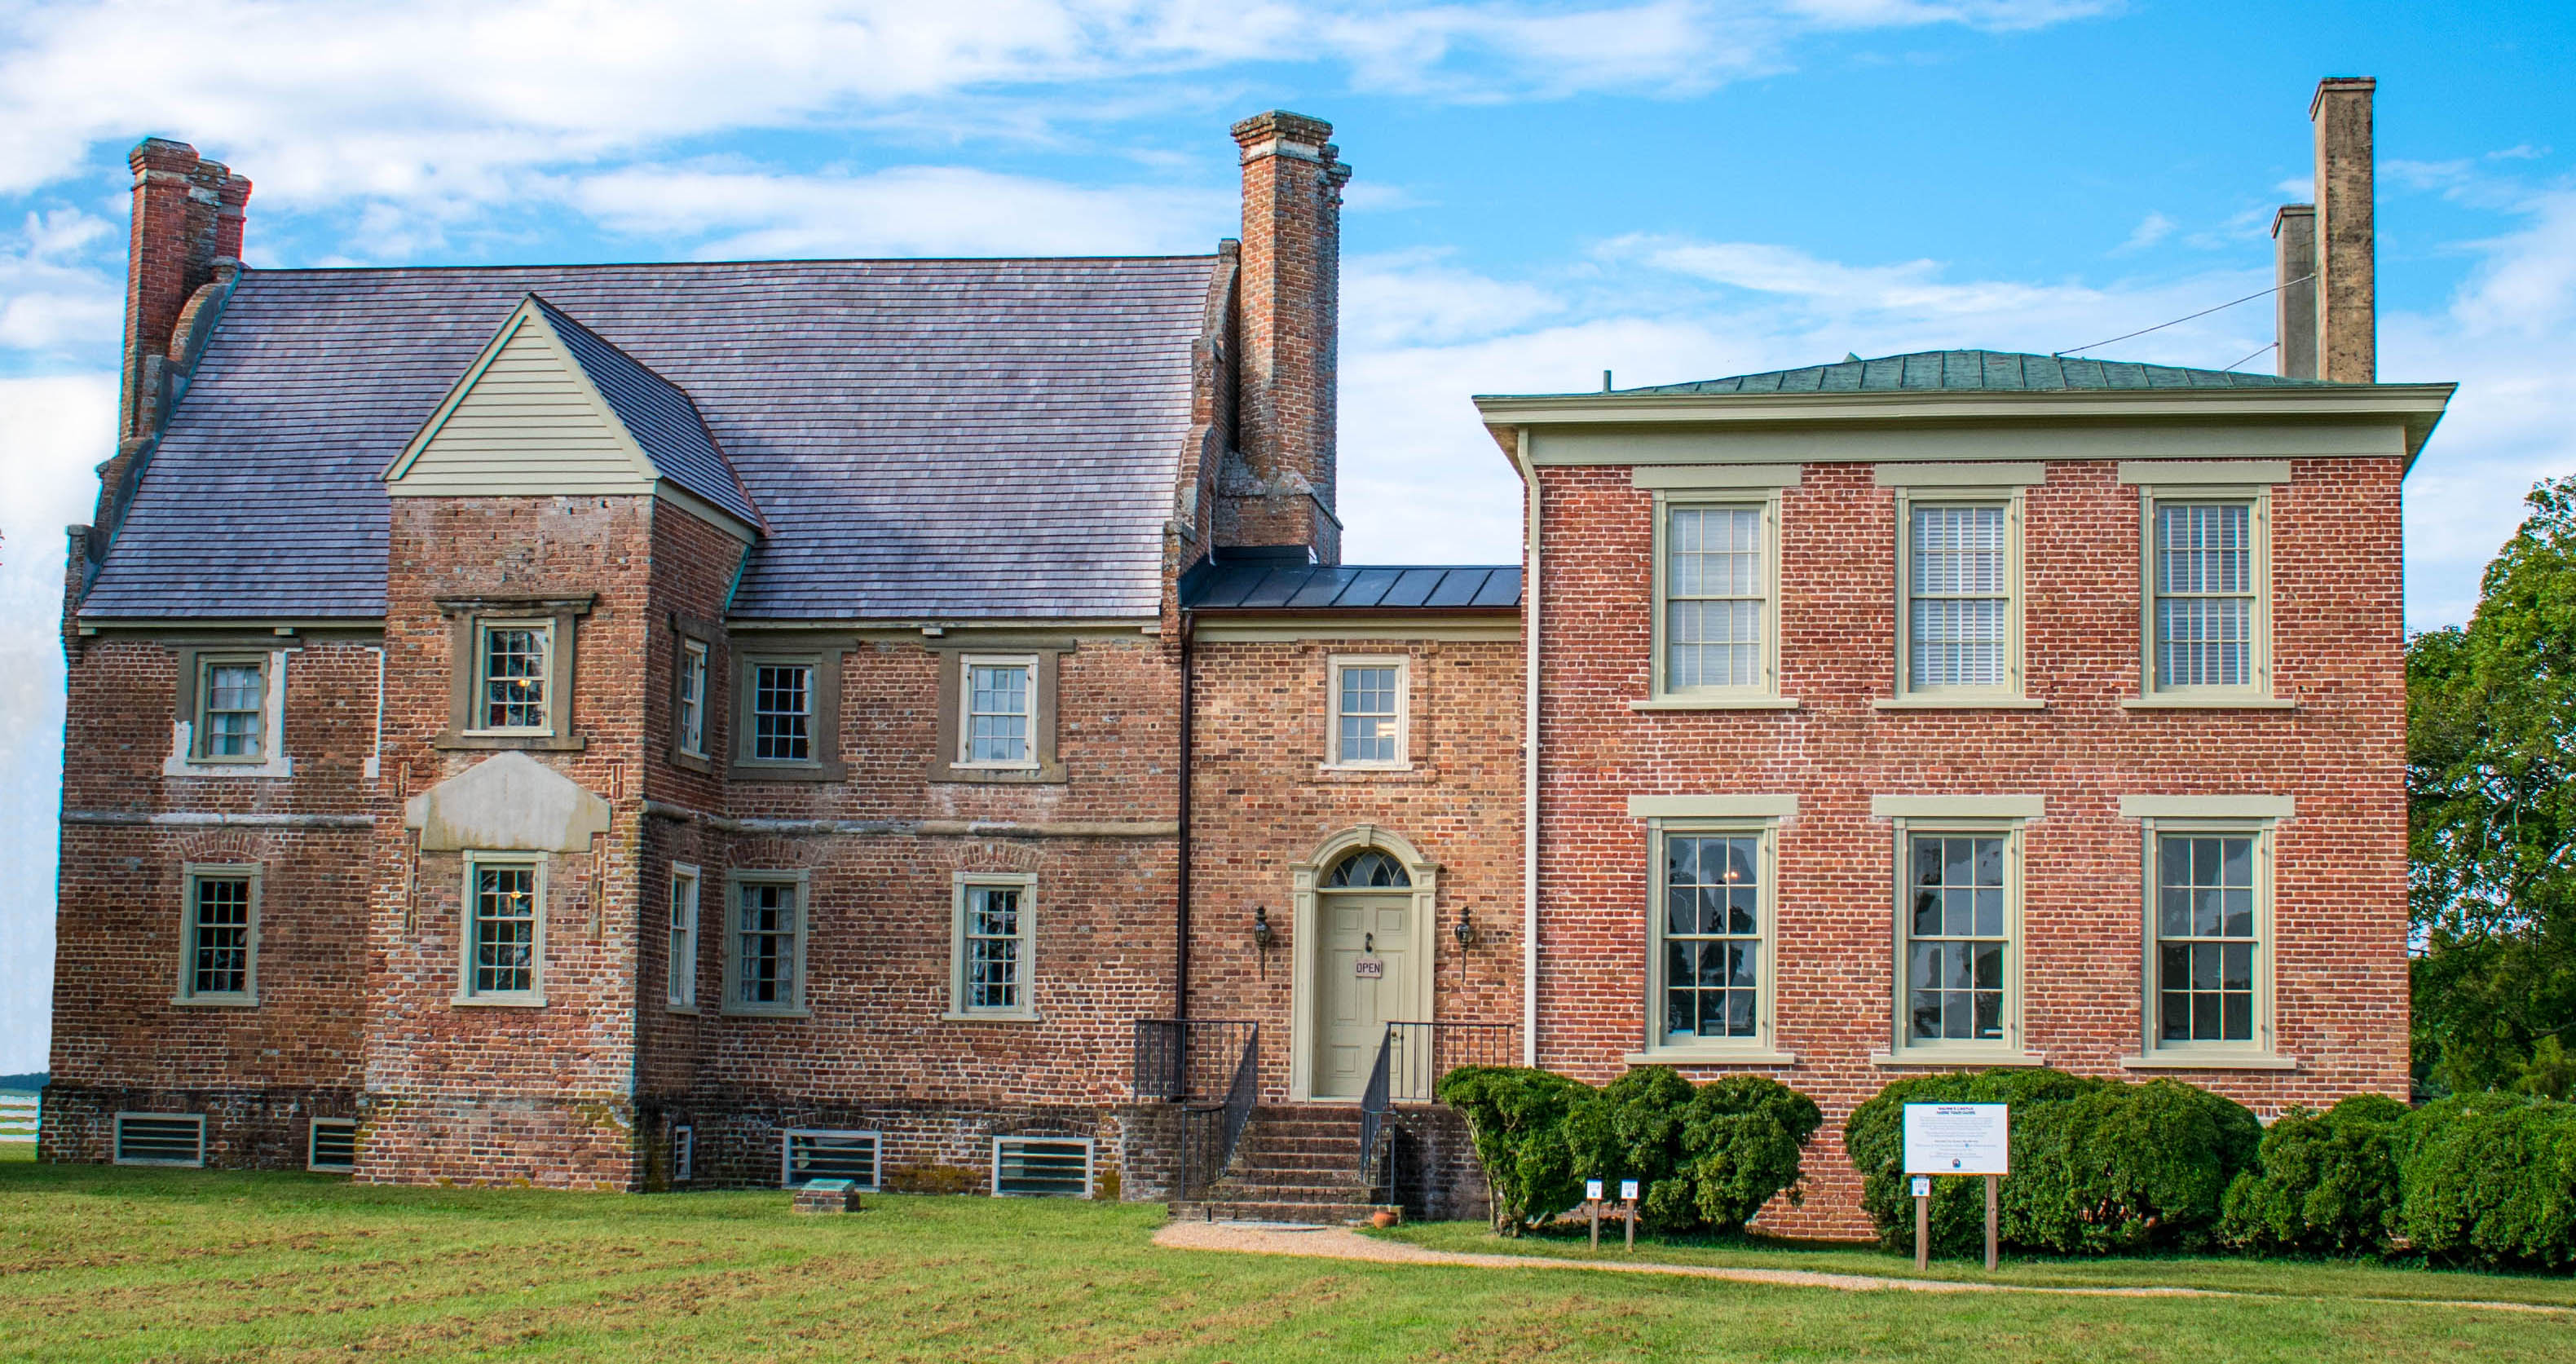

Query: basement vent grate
[[114, 1113, 205, 1167], [992, 1137, 1092, 1198], [782, 1129, 879, 1190], [672, 1125, 694, 1184], [308, 1119, 357, 1172]]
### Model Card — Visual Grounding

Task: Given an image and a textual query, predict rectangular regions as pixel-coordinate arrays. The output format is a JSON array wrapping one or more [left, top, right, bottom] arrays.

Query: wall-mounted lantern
[[1453, 907, 1476, 949], [1251, 905, 1275, 951]]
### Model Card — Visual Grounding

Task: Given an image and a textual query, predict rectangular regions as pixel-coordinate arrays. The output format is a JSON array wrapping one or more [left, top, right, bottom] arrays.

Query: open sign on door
[[1352, 957, 1383, 978]]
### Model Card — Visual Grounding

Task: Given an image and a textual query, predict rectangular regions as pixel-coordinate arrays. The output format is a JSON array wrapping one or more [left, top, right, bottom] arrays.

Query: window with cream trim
[[2147, 495, 2270, 695], [177, 864, 259, 1005], [1327, 656, 1407, 769], [2145, 823, 2272, 1053], [459, 853, 544, 1004], [1652, 498, 1779, 699], [677, 638, 709, 757], [959, 656, 1039, 768], [193, 656, 270, 761], [1892, 824, 2023, 1056], [1646, 823, 1776, 1055], [1898, 498, 2021, 700], [668, 864, 700, 1010], [950, 872, 1038, 1020], [473, 620, 554, 732]]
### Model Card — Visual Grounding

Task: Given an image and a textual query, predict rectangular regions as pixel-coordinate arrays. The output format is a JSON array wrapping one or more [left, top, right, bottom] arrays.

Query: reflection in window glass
[[1905, 835, 2007, 1042], [1337, 666, 1399, 764], [752, 664, 811, 761], [968, 664, 1032, 764], [1663, 835, 1760, 1041], [203, 662, 265, 757], [2157, 834, 2257, 1043], [480, 626, 550, 730], [472, 863, 536, 995]]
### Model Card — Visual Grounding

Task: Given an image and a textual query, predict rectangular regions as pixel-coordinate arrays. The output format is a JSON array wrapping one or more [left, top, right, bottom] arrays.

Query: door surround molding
[[1289, 823, 1440, 1101]]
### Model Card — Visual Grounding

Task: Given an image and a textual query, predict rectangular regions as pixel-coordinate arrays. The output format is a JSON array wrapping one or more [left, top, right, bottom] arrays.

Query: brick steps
[[1171, 1104, 1391, 1227]]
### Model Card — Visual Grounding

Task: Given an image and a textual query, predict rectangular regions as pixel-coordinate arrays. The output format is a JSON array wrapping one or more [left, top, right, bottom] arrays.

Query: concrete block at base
[[792, 1180, 862, 1214]]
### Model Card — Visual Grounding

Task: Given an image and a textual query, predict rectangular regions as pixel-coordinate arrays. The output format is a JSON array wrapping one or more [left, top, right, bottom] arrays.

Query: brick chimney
[[119, 138, 249, 444], [2309, 77, 2374, 382], [1220, 110, 1351, 564], [2270, 205, 2318, 378]]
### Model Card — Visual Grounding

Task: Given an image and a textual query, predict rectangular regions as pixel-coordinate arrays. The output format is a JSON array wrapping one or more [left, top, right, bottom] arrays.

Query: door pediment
[[403, 750, 611, 853]]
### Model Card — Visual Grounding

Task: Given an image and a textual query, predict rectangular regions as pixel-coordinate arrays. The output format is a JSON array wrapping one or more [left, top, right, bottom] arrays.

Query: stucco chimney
[[119, 138, 249, 443], [2271, 205, 2318, 378], [2310, 77, 2375, 382], [1221, 110, 1351, 565]]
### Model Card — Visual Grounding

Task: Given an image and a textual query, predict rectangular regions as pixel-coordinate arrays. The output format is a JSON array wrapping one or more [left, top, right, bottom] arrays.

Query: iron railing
[[1358, 1020, 1517, 1194], [1131, 1018, 1258, 1102], [1174, 1023, 1262, 1201]]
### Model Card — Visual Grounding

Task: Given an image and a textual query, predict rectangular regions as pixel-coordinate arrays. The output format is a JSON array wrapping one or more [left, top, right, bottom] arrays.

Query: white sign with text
[[1902, 1103, 2009, 1176]]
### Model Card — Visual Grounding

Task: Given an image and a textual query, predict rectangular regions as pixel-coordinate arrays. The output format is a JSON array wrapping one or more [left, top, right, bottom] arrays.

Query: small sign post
[[1586, 1179, 1603, 1248], [1901, 1103, 2009, 1272], [1620, 1179, 1639, 1251]]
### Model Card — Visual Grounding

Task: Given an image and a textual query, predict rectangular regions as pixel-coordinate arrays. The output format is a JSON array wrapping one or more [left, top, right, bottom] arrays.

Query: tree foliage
[[2410, 476, 2576, 1099]]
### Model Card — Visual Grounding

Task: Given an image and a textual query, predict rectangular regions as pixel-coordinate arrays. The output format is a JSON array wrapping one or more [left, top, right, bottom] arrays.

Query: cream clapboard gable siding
[[386, 300, 660, 498]]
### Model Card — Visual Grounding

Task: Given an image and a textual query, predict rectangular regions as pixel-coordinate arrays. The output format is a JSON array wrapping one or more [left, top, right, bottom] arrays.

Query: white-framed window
[[991, 1137, 1093, 1197], [782, 1128, 880, 1189], [1895, 826, 2021, 1053], [667, 864, 700, 1011], [1326, 656, 1408, 769], [677, 638, 709, 757], [2148, 496, 2269, 695], [950, 872, 1038, 1020], [750, 661, 813, 761], [2146, 823, 2272, 1053], [472, 620, 554, 732], [1897, 497, 2021, 700], [193, 655, 270, 761], [725, 872, 807, 1016], [113, 1112, 205, 1167], [1647, 823, 1776, 1055], [307, 1118, 357, 1172], [1659, 501, 1774, 696], [671, 1124, 695, 1183], [457, 852, 545, 1005], [175, 863, 259, 1005], [959, 655, 1039, 768]]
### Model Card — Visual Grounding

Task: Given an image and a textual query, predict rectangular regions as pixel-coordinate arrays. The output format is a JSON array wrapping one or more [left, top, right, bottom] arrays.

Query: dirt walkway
[[1150, 1220, 2570, 1314]]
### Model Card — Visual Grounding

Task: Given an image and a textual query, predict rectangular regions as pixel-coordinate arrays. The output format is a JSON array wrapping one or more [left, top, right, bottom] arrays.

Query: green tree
[[2410, 476, 2576, 1098]]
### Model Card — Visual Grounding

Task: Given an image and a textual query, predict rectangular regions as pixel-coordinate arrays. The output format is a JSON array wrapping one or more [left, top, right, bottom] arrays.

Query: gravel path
[[1150, 1221, 2572, 1314]]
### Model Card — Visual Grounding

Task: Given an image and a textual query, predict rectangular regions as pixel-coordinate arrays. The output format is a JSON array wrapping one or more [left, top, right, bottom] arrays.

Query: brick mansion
[[46, 82, 2451, 1234]]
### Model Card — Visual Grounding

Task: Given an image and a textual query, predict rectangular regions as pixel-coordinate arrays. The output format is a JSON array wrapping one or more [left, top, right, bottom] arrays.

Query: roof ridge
[[238, 253, 1230, 276]]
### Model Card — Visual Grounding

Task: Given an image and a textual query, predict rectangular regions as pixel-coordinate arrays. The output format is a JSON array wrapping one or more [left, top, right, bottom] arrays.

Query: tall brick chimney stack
[[1223, 110, 1351, 565], [2309, 77, 2375, 383], [2271, 205, 2318, 378], [119, 138, 249, 443]]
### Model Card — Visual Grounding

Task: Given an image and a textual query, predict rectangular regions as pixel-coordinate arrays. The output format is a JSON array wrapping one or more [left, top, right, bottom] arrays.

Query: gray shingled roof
[[1184, 562, 1521, 611], [528, 294, 762, 532], [83, 256, 1220, 620], [1617, 349, 2348, 396]]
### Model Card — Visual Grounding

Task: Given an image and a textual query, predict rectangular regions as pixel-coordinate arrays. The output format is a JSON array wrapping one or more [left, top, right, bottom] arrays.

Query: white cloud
[[0, 208, 121, 352], [2116, 210, 2174, 253]]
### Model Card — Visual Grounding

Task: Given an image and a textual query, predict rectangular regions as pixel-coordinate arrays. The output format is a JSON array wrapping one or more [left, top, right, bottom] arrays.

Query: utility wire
[[2221, 342, 2278, 373], [2054, 273, 2314, 358]]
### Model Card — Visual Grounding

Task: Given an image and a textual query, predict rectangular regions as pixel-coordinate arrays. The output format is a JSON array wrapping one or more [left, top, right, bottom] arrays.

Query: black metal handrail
[[1170, 1022, 1261, 1202], [1132, 1018, 1257, 1102], [1358, 1020, 1517, 1196]]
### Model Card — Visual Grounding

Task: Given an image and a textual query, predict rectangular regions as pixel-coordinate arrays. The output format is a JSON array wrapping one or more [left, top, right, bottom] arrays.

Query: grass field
[[2, 1147, 2571, 1362]]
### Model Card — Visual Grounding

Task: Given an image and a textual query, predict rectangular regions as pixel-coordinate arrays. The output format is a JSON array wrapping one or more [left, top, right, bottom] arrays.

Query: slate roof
[[1184, 562, 1522, 612], [1612, 349, 2349, 397], [526, 294, 762, 531], [82, 256, 1221, 620]]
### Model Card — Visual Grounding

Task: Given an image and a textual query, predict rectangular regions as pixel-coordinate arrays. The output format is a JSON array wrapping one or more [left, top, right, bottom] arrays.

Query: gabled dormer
[[385, 294, 764, 542]]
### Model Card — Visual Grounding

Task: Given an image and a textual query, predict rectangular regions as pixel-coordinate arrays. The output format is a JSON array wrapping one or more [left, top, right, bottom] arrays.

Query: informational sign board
[[1619, 1180, 1640, 1201], [1902, 1103, 2009, 1176], [1586, 1180, 1603, 1201], [1353, 957, 1383, 978]]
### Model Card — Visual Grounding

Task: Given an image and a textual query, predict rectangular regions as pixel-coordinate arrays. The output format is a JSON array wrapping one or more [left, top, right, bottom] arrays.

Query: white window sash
[[950, 872, 1039, 1019], [677, 641, 708, 757], [457, 853, 545, 1004], [1655, 497, 1776, 698], [469, 620, 554, 735], [2141, 819, 2274, 1055], [1887, 820, 2024, 1057], [2146, 494, 2269, 695], [668, 865, 700, 1010], [956, 655, 1039, 770], [1325, 656, 1409, 770]]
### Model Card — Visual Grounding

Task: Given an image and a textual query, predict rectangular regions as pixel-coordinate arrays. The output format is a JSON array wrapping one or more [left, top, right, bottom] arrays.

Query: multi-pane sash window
[[1667, 506, 1764, 691], [752, 664, 811, 761], [2156, 833, 2259, 1044], [1661, 834, 1762, 1043], [734, 881, 798, 1009], [1904, 834, 2009, 1044], [964, 660, 1034, 766], [478, 623, 551, 731], [1334, 663, 1401, 766], [2155, 503, 2256, 689], [469, 861, 540, 997], [668, 867, 699, 1010], [1908, 505, 2011, 691], [677, 640, 708, 757], [964, 885, 1023, 1013], [200, 660, 266, 758], [185, 872, 254, 1000]]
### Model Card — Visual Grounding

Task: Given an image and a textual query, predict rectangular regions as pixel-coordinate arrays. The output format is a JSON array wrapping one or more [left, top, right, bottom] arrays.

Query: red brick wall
[[1531, 457, 2410, 1237]]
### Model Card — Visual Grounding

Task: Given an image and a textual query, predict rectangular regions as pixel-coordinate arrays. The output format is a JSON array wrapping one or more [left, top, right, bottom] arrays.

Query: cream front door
[[1313, 893, 1416, 1101]]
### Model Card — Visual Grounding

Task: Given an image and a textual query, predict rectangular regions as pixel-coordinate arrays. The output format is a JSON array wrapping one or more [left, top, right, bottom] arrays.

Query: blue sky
[[3, 0, 2573, 1070]]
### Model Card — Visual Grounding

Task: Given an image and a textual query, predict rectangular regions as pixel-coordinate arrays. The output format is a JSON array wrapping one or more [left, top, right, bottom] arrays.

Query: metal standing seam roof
[[525, 294, 763, 532], [82, 255, 1223, 620], [1183, 563, 1522, 611], [1601, 349, 2358, 397]]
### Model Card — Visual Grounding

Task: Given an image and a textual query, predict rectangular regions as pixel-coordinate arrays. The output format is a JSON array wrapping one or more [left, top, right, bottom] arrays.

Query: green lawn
[[1, 1152, 2571, 1363]]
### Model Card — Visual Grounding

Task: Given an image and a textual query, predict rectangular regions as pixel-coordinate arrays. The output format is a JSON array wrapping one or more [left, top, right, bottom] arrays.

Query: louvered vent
[[992, 1138, 1092, 1198]]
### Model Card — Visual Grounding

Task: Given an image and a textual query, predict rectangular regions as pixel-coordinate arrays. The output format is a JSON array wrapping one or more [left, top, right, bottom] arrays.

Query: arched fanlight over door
[[1324, 848, 1411, 889]]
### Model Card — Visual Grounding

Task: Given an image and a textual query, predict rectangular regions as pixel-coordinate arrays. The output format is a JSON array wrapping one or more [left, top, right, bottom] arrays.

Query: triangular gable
[[403, 750, 612, 853], [384, 295, 761, 540]]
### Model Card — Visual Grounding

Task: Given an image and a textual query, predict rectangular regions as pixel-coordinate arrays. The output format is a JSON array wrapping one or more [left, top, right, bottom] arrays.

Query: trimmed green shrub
[[1674, 1074, 1825, 1232], [1844, 1068, 2109, 1256], [1435, 1066, 1590, 1234], [2394, 1092, 2576, 1269], [1562, 1066, 1696, 1229], [2219, 1093, 2408, 1256]]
